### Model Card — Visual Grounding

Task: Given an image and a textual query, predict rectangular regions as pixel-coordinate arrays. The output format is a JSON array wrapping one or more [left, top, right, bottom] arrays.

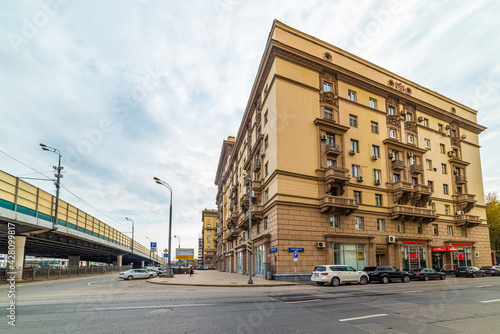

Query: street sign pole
[[293, 250, 298, 283]]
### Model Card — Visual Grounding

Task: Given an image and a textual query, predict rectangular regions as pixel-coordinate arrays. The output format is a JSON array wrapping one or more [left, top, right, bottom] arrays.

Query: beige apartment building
[[200, 209, 217, 267], [214, 20, 489, 280]]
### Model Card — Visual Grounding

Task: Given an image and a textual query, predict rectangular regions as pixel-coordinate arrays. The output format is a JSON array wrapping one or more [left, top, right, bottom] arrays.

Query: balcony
[[453, 193, 476, 213], [388, 181, 414, 204], [413, 184, 433, 205], [391, 160, 406, 170], [226, 226, 239, 241], [455, 214, 481, 227], [390, 205, 438, 223], [320, 196, 358, 215], [253, 158, 261, 172], [326, 144, 341, 156], [410, 163, 423, 174], [325, 167, 350, 184], [240, 194, 249, 212], [455, 175, 467, 185]]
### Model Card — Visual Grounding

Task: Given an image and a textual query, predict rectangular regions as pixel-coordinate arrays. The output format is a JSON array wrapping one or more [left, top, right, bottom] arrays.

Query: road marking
[[475, 285, 493, 288], [285, 299, 321, 304], [87, 282, 96, 285], [402, 290, 423, 294], [87, 304, 214, 311], [339, 314, 388, 322], [480, 299, 500, 303]]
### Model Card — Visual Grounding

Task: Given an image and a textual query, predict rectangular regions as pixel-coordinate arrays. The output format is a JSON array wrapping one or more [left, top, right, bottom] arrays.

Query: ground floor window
[[227, 256, 232, 272], [254, 245, 265, 276], [401, 245, 426, 271], [333, 243, 366, 270], [236, 250, 243, 273], [453, 246, 472, 267]]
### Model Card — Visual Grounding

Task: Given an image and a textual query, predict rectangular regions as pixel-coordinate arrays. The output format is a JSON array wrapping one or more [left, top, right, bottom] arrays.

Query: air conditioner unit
[[445, 125, 450, 130], [371, 155, 378, 161], [321, 134, 327, 141], [387, 236, 396, 244], [357, 176, 364, 182], [317, 241, 326, 249], [374, 179, 381, 185], [447, 151, 456, 158], [349, 149, 356, 155], [388, 152, 395, 159], [475, 252, 480, 258], [456, 210, 464, 215], [417, 116, 424, 122], [407, 152, 414, 158]]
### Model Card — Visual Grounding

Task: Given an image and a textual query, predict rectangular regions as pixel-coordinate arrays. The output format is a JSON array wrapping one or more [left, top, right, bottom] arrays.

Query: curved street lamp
[[125, 217, 135, 253], [174, 235, 181, 248], [40, 143, 63, 229], [153, 176, 173, 277]]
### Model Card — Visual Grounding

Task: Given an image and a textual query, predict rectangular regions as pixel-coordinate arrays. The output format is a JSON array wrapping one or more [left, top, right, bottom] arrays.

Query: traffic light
[[247, 241, 253, 254]]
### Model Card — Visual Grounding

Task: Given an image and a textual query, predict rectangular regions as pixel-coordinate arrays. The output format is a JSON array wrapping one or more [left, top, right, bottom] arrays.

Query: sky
[[1, 0, 500, 259]]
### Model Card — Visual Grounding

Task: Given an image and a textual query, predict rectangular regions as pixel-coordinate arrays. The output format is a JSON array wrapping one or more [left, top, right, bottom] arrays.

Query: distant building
[[201, 209, 217, 267], [214, 20, 489, 280]]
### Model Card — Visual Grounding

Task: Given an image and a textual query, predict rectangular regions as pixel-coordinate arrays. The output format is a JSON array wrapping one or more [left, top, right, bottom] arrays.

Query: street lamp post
[[146, 236, 152, 266], [153, 177, 173, 277], [125, 217, 134, 254], [174, 235, 181, 248], [40, 143, 63, 229]]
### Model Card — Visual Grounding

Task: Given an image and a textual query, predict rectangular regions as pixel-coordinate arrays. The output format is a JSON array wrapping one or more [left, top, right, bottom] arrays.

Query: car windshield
[[313, 266, 326, 272]]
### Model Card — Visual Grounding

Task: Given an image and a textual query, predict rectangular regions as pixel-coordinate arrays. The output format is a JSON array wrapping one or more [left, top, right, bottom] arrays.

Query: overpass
[[0, 170, 162, 269]]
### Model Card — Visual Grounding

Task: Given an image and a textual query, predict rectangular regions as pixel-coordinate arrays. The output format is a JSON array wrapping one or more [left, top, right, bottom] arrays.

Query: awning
[[431, 246, 458, 252]]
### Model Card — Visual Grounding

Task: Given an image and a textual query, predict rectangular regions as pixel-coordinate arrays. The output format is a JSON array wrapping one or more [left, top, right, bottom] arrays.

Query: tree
[[486, 193, 500, 252]]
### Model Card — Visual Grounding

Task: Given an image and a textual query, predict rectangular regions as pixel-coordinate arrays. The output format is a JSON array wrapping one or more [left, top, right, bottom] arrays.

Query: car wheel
[[359, 276, 368, 285], [440, 275, 446, 280], [402, 275, 410, 283], [316, 282, 325, 286], [424, 275, 429, 281], [127, 275, 133, 280], [149, 274, 154, 278], [472, 273, 477, 278], [382, 276, 389, 284], [330, 277, 340, 287]]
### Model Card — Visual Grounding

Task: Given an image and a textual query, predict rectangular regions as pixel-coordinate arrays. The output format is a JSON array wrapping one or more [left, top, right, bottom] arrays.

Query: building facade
[[201, 209, 217, 267], [214, 20, 489, 280]]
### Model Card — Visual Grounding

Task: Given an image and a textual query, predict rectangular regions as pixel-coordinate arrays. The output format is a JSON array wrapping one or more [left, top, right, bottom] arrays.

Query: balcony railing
[[326, 144, 341, 155], [456, 214, 480, 227], [410, 164, 423, 173], [387, 181, 413, 192], [455, 175, 467, 184], [320, 196, 358, 215], [391, 160, 406, 169], [253, 158, 261, 172], [390, 205, 438, 223]]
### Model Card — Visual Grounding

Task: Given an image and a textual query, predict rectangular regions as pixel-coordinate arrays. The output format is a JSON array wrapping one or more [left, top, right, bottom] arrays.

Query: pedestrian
[[190, 266, 193, 276]]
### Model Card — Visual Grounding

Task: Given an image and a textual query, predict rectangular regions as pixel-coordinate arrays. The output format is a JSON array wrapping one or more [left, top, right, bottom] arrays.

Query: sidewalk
[[147, 270, 296, 287]]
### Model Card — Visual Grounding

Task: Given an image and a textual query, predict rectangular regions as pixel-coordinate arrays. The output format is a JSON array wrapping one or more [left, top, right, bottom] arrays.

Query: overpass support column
[[141, 260, 145, 268], [116, 255, 122, 267], [14, 235, 26, 270], [69, 256, 80, 268]]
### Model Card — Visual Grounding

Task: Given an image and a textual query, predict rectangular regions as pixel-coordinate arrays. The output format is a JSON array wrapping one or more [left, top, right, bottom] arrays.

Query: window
[[426, 159, 432, 170], [352, 165, 360, 178], [389, 129, 397, 139], [265, 162, 269, 176], [349, 114, 358, 127], [375, 194, 382, 206], [443, 184, 449, 195], [445, 205, 450, 215], [350, 139, 359, 152], [207, 246, 210, 249], [323, 83, 332, 92], [264, 217, 268, 230], [407, 134, 414, 144], [369, 98, 377, 109], [377, 219, 385, 232], [372, 145, 380, 157], [265, 136, 269, 149], [440, 144, 446, 154], [207, 235, 210, 239], [265, 189, 269, 202], [422, 118, 429, 127], [461, 227, 467, 237], [447, 225, 453, 236], [393, 173, 400, 182], [327, 159, 336, 167], [397, 221, 405, 233], [355, 217, 364, 230], [388, 106, 395, 115], [370, 121, 378, 134], [207, 240, 210, 244], [324, 107, 333, 120], [405, 113, 412, 122], [353, 191, 362, 204], [257, 223, 260, 234], [416, 223, 422, 234], [330, 214, 340, 228], [431, 202, 436, 210], [374, 169, 381, 182], [441, 164, 447, 174], [438, 124, 443, 132], [207, 224, 211, 228], [432, 224, 438, 236], [424, 139, 430, 149], [348, 90, 356, 101], [326, 134, 335, 146], [264, 84, 269, 96], [428, 180, 434, 191], [264, 110, 268, 125], [411, 177, 418, 185]]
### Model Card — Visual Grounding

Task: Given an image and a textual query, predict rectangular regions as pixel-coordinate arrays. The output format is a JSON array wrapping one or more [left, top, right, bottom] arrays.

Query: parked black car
[[455, 266, 486, 278], [480, 266, 500, 276], [363, 266, 410, 284], [409, 268, 446, 281]]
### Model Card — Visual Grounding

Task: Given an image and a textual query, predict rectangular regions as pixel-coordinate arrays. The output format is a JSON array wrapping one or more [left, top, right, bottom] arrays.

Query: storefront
[[236, 249, 243, 273], [452, 244, 473, 267], [401, 242, 427, 271], [431, 246, 458, 271], [254, 245, 265, 276], [333, 244, 367, 270]]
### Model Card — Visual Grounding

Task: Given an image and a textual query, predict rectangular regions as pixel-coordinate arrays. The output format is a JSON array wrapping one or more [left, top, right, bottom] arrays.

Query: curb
[[146, 279, 296, 287]]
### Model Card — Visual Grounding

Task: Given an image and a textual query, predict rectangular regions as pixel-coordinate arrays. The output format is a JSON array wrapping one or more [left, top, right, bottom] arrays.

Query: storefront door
[[432, 253, 443, 271], [254, 245, 265, 276], [401, 245, 426, 271], [237, 250, 243, 273]]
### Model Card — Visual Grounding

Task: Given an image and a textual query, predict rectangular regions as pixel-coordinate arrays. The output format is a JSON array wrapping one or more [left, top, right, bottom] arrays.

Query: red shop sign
[[409, 253, 418, 260], [431, 246, 458, 252], [458, 254, 465, 260], [403, 241, 427, 244]]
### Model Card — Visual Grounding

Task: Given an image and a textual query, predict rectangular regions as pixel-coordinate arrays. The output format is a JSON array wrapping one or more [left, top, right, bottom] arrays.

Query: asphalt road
[[1, 274, 500, 333]]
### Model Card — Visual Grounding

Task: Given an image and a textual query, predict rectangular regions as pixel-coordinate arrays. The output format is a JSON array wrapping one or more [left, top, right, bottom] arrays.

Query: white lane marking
[[402, 290, 423, 294], [87, 282, 96, 285], [475, 285, 493, 288], [480, 299, 500, 303], [87, 304, 213, 311], [285, 299, 321, 304], [339, 314, 388, 322]]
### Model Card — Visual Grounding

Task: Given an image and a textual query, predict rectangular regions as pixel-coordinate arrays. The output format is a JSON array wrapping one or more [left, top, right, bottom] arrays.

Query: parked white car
[[311, 265, 369, 286], [118, 269, 155, 280]]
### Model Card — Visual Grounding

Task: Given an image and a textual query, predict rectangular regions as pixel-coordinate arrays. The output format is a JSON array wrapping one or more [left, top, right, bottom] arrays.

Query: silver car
[[311, 265, 369, 286], [118, 269, 154, 280]]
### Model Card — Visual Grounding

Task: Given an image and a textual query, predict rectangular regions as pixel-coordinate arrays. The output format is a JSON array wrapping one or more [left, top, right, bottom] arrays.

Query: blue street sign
[[163, 253, 168, 258], [270, 247, 277, 253], [151, 242, 157, 248], [293, 250, 298, 258], [288, 248, 304, 252]]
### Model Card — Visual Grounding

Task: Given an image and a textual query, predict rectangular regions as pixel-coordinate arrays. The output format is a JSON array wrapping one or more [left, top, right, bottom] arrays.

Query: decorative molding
[[338, 73, 388, 98], [404, 121, 417, 133], [323, 52, 333, 62], [320, 91, 336, 104], [386, 115, 401, 129], [388, 79, 412, 95]]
